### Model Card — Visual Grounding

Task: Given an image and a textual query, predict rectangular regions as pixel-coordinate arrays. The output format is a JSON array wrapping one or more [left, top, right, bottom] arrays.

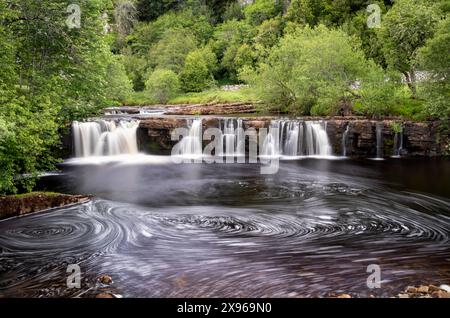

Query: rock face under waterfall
[[64, 116, 449, 158], [134, 117, 448, 158]]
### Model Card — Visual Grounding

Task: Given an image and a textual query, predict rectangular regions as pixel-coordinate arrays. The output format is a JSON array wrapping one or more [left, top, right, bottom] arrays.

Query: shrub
[[145, 69, 181, 103], [180, 48, 217, 92]]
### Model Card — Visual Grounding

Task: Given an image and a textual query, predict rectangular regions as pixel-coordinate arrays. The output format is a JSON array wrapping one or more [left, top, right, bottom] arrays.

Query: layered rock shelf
[[102, 102, 257, 116], [0, 193, 92, 220], [136, 116, 449, 157]]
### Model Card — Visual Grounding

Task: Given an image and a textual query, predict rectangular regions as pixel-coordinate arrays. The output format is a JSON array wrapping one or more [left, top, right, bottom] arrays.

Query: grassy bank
[[124, 87, 259, 106]]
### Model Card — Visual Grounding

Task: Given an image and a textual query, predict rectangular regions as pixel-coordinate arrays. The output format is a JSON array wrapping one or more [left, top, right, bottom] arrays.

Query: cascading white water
[[177, 119, 203, 157], [283, 121, 300, 156], [72, 120, 139, 157], [393, 127, 404, 158], [375, 123, 384, 159], [261, 121, 281, 157], [261, 120, 332, 157], [222, 118, 244, 157], [342, 124, 351, 157]]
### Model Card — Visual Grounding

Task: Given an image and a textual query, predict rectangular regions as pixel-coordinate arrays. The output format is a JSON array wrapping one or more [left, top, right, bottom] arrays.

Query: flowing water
[[375, 123, 384, 160], [1, 118, 449, 298], [261, 120, 332, 158], [342, 124, 351, 157], [393, 128, 404, 158], [72, 120, 139, 157], [1, 158, 449, 298]]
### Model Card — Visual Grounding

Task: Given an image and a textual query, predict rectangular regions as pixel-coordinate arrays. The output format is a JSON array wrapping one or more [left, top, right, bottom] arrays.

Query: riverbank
[[0, 192, 92, 220]]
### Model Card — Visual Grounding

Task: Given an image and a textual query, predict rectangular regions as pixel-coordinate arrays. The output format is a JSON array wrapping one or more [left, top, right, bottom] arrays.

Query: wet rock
[[439, 284, 450, 292], [406, 286, 417, 293], [99, 275, 113, 285], [417, 285, 429, 293], [95, 293, 114, 298], [428, 285, 441, 292], [244, 120, 268, 130], [136, 117, 447, 158], [400, 284, 450, 298], [165, 102, 256, 116], [0, 193, 92, 220], [337, 294, 352, 298]]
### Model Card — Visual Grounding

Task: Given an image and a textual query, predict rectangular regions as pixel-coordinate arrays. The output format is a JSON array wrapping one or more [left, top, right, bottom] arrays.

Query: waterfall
[[177, 119, 203, 157], [222, 118, 244, 157], [393, 127, 404, 158], [283, 121, 300, 156], [342, 123, 351, 157], [72, 120, 139, 157], [375, 122, 384, 159], [261, 121, 281, 157], [261, 120, 332, 157]]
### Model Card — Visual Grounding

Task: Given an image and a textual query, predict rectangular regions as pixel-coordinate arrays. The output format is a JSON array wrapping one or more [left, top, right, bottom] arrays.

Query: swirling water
[[0, 159, 449, 297]]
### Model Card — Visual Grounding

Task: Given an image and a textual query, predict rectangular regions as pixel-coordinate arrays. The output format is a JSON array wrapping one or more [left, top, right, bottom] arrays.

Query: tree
[[145, 69, 181, 103], [180, 48, 217, 92], [242, 25, 393, 116], [244, 0, 282, 26], [417, 16, 450, 119], [0, 0, 126, 193], [285, 0, 330, 26], [148, 28, 198, 74], [378, 0, 438, 96], [105, 55, 134, 104]]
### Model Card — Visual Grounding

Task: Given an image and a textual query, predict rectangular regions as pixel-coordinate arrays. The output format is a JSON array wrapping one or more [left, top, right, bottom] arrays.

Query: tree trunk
[[404, 71, 417, 98]]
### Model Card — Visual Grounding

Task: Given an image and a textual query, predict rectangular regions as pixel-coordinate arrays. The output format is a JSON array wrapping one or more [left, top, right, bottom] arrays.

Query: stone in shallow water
[[99, 275, 113, 285], [440, 284, 450, 292], [95, 293, 114, 298]]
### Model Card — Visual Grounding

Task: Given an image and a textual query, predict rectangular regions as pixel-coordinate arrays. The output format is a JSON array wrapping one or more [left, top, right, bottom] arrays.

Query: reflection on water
[[0, 158, 449, 297]]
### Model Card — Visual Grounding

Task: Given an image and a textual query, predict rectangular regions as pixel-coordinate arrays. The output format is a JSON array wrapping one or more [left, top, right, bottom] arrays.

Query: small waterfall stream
[[72, 120, 139, 157], [222, 118, 245, 157], [177, 119, 203, 158], [393, 127, 404, 158], [342, 124, 351, 157], [375, 123, 384, 159], [261, 120, 332, 157]]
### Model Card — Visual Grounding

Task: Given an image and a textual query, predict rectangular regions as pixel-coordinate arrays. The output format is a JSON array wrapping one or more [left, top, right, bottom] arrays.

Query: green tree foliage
[[180, 48, 218, 92], [242, 25, 393, 116], [105, 55, 134, 104], [244, 0, 282, 26], [145, 69, 181, 103], [222, 1, 245, 21], [0, 0, 131, 193], [285, 0, 330, 26], [378, 0, 438, 96], [417, 16, 450, 119], [148, 28, 198, 74]]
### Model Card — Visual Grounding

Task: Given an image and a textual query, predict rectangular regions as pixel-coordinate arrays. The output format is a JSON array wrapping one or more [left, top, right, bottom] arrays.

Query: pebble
[[439, 284, 450, 292], [99, 274, 113, 285], [417, 285, 429, 293], [95, 293, 114, 298]]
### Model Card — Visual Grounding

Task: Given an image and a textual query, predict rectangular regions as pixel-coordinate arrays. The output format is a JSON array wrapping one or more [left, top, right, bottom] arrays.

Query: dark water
[[1, 158, 449, 297]]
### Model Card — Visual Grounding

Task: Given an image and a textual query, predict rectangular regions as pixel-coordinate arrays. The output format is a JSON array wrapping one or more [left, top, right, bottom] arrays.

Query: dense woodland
[[0, 0, 449, 194]]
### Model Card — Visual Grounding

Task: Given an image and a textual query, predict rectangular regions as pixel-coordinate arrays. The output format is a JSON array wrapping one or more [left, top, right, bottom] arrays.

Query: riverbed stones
[[99, 275, 113, 285], [95, 293, 114, 298], [398, 284, 450, 298]]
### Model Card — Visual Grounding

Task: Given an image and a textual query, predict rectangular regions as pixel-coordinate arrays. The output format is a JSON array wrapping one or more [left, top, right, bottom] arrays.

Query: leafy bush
[[244, 0, 281, 26], [242, 25, 393, 116], [105, 55, 134, 104], [145, 69, 181, 103], [180, 48, 217, 92], [417, 16, 450, 119], [148, 28, 198, 73]]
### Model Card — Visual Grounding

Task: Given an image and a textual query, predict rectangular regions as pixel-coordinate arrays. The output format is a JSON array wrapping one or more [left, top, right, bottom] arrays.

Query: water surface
[[1, 158, 449, 297]]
